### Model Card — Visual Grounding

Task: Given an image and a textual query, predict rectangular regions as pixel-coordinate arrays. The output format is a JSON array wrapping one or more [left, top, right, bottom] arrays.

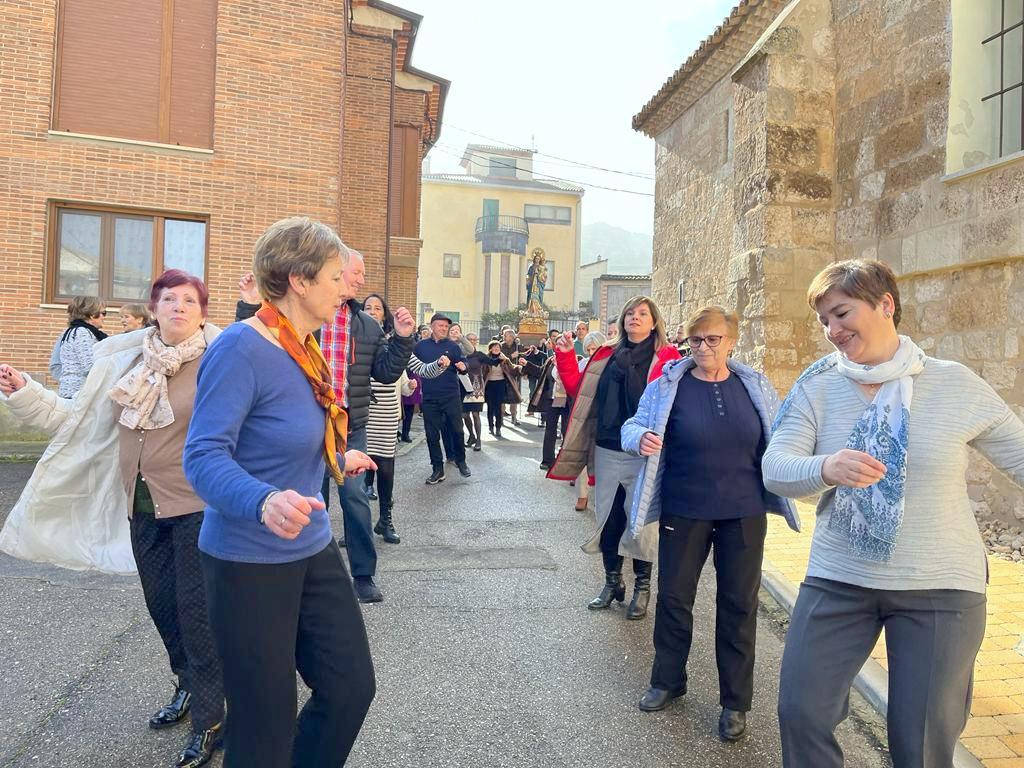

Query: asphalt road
[[0, 419, 892, 768]]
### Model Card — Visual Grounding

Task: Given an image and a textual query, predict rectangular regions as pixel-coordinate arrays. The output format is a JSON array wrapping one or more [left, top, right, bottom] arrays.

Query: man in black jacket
[[236, 248, 415, 603]]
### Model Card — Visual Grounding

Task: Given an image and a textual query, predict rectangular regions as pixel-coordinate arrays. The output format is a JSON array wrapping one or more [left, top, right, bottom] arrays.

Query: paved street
[[0, 422, 891, 768]]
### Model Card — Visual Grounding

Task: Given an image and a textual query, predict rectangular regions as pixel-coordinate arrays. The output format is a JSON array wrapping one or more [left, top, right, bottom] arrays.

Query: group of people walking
[[2, 217, 1023, 768]]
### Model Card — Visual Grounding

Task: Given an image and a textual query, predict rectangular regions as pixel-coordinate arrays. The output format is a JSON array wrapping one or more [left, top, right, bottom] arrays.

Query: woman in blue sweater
[[184, 217, 376, 768]]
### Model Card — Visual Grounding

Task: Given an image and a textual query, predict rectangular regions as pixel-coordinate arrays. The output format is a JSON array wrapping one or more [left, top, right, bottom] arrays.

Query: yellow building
[[418, 144, 584, 329]]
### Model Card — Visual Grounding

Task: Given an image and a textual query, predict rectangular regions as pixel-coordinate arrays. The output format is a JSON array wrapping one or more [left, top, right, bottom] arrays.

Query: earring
[[884, 311, 892, 319]]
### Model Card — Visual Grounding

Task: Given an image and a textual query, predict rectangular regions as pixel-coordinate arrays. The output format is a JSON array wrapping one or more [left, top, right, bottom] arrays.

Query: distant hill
[[581, 222, 652, 275]]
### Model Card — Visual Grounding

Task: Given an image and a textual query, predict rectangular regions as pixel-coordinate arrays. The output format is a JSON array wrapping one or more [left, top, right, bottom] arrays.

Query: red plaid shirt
[[320, 305, 351, 407]]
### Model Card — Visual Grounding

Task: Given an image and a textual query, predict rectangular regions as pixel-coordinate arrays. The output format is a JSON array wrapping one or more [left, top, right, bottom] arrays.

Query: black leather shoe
[[399, 435, 413, 443], [473, 439, 482, 451], [718, 708, 747, 741], [638, 687, 685, 712], [149, 685, 191, 730], [354, 576, 384, 603], [373, 507, 401, 544], [426, 468, 445, 484], [626, 565, 653, 620], [176, 722, 223, 768], [364, 486, 378, 500], [457, 462, 472, 478]]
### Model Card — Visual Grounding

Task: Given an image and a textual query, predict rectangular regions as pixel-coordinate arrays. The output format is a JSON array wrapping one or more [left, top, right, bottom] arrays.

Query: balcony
[[475, 215, 529, 256]]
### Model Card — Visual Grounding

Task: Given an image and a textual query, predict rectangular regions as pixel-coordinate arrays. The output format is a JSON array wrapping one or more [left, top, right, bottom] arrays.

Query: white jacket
[[0, 325, 220, 574]]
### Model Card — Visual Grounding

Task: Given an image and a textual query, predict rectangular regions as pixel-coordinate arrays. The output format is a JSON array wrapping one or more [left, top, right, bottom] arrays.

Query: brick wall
[[0, 0, 434, 381]]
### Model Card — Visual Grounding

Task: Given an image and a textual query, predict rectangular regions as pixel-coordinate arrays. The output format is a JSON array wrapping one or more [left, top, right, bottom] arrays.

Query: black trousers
[[422, 397, 465, 469], [400, 404, 415, 440], [485, 381, 506, 433], [129, 499, 224, 732], [599, 485, 651, 576], [366, 455, 395, 512], [201, 543, 375, 768], [541, 405, 569, 465], [650, 514, 767, 711]]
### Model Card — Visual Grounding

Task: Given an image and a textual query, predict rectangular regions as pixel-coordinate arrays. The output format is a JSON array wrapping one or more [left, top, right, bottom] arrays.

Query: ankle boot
[[373, 503, 401, 544], [588, 570, 626, 610], [626, 562, 653, 620]]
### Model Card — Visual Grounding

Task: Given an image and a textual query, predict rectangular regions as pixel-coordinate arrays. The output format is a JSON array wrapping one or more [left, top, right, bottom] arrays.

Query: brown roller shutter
[[54, 0, 164, 142], [169, 0, 217, 148], [389, 126, 421, 238]]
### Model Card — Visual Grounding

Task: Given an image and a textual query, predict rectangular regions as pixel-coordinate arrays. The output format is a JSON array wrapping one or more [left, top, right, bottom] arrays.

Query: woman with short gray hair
[[765, 258, 1024, 767], [57, 294, 108, 397]]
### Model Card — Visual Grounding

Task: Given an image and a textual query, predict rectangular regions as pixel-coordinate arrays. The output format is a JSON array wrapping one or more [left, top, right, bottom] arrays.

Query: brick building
[[0, 0, 447, 380], [634, 0, 1024, 524]]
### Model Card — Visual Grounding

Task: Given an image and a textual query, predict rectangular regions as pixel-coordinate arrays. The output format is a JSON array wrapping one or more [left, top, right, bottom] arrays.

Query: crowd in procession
[[0, 215, 1023, 768]]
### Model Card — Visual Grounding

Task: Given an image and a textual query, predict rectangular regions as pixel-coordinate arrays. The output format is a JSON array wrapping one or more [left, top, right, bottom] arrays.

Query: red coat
[[547, 342, 681, 483]]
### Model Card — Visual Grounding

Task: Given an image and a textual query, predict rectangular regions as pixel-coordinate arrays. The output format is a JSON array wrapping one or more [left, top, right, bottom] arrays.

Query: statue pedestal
[[517, 315, 547, 347]]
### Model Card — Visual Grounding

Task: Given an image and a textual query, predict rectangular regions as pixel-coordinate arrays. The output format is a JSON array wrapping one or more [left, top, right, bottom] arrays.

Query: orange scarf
[[256, 302, 348, 482]]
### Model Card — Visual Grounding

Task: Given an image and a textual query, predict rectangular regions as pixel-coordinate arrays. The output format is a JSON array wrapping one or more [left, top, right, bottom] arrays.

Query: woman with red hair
[[0, 269, 225, 768]]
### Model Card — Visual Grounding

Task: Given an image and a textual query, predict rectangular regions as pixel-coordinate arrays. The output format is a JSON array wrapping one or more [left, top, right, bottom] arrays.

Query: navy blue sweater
[[661, 372, 767, 520], [413, 337, 465, 402]]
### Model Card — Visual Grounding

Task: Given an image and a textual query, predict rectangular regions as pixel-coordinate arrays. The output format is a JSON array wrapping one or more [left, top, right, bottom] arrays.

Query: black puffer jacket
[[235, 299, 414, 431]]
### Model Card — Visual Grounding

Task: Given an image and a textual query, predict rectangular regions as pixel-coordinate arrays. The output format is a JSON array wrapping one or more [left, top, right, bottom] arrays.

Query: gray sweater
[[762, 357, 1024, 594]]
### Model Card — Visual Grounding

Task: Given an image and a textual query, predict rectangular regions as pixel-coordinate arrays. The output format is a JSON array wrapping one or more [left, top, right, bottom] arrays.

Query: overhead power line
[[445, 123, 655, 181], [425, 145, 655, 196]]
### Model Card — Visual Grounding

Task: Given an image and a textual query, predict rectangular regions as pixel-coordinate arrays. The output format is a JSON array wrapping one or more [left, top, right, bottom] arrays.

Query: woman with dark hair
[[549, 296, 681, 620], [57, 294, 108, 397], [362, 293, 410, 544], [183, 217, 377, 767], [483, 340, 522, 438], [1, 270, 225, 768]]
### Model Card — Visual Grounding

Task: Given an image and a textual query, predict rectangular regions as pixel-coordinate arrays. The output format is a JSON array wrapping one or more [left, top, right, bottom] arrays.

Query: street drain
[[381, 545, 556, 572]]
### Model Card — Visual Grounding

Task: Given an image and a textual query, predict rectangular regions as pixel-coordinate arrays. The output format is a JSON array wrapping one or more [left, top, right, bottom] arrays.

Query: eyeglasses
[[92, 311, 107, 318], [686, 335, 724, 348]]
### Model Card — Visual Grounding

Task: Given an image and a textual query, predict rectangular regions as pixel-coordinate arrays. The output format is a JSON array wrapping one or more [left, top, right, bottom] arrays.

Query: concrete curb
[[760, 560, 985, 768]]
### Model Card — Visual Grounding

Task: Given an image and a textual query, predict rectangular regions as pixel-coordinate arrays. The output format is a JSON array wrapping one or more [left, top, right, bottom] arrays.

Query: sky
[[403, 0, 739, 236]]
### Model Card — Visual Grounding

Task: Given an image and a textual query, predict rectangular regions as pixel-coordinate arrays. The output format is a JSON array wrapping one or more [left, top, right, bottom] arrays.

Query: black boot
[[588, 570, 626, 610], [626, 561, 653, 620], [374, 503, 401, 544]]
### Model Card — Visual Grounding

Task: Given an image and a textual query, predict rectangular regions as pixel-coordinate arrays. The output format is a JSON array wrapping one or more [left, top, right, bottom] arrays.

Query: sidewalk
[[763, 504, 1024, 768]]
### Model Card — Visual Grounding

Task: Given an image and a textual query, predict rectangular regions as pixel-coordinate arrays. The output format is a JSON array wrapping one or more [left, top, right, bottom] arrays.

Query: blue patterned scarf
[[774, 336, 926, 562]]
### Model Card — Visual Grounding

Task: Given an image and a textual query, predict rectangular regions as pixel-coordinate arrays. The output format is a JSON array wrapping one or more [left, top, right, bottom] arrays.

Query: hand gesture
[[438, 355, 451, 369], [263, 490, 322, 540], [499, 353, 509, 362], [822, 449, 887, 488], [555, 332, 574, 353], [0, 365, 26, 395], [343, 449, 377, 477], [393, 307, 415, 337], [455, 361, 467, 372], [639, 432, 663, 456], [408, 379, 418, 391], [238, 272, 260, 304]]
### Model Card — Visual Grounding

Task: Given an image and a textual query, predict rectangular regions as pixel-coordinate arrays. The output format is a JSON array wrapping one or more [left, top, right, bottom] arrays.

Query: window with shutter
[[53, 0, 216, 148]]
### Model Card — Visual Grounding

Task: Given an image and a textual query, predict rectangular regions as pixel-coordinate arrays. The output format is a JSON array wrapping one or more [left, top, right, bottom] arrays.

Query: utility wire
[[427, 146, 655, 197], [445, 123, 655, 181]]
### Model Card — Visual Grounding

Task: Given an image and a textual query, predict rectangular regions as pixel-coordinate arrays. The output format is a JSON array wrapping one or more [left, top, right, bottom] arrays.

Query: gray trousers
[[778, 577, 985, 768]]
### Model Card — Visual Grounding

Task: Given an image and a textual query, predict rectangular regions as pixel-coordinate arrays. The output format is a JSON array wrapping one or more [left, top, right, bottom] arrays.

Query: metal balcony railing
[[474, 215, 529, 255]]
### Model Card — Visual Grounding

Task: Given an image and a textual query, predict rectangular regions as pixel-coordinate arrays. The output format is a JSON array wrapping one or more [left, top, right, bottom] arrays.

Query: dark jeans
[[129, 486, 223, 732], [599, 484, 650, 577], [202, 543, 374, 768], [779, 577, 986, 768], [542, 405, 569, 465], [422, 397, 465, 469], [400, 404, 415, 440], [485, 381, 506, 434], [321, 427, 376, 578], [366, 456, 395, 512], [650, 514, 767, 711]]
